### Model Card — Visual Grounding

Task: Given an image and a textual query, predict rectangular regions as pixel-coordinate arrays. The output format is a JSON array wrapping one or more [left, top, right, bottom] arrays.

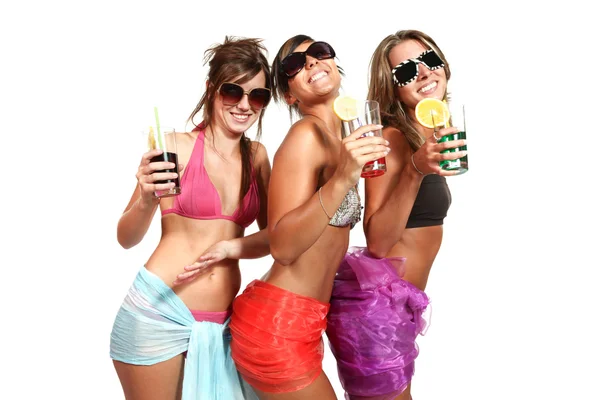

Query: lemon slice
[[415, 98, 450, 128], [333, 95, 359, 121], [148, 126, 157, 149]]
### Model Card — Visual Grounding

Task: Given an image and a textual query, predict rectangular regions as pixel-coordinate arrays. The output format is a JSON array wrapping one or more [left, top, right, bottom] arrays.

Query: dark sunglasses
[[218, 82, 271, 110], [391, 50, 445, 87], [280, 41, 336, 78]]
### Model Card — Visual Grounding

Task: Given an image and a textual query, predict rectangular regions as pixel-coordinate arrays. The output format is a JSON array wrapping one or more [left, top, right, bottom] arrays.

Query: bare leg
[[392, 383, 412, 400], [347, 382, 411, 400], [251, 370, 337, 400], [392, 258, 432, 399], [113, 355, 185, 400]]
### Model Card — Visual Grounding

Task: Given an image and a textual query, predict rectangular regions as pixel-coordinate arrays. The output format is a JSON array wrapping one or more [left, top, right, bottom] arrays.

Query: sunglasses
[[391, 50, 445, 87], [218, 82, 271, 110], [280, 41, 336, 78]]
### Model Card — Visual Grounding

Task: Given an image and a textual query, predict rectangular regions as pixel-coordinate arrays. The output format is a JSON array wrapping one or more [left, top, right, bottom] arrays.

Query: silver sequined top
[[328, 186, 362, 229]]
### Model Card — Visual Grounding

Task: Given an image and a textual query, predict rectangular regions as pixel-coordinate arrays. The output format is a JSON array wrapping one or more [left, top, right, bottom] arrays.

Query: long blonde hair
[[367, 30, 451, 151]]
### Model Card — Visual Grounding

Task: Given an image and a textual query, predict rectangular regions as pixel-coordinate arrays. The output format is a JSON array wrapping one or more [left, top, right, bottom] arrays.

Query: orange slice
[[333, 95, 359, 121], [415, 98, 450, 128]]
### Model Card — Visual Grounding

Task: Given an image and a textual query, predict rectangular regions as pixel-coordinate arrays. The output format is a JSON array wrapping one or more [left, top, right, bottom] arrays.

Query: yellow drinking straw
[[154, 106, 164, 150]]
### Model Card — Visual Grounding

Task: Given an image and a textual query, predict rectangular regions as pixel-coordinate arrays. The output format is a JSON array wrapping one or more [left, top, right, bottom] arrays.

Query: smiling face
[[388, 39, 447, 111], [284, 41, 341, 107], [211, 71, 267, 136]]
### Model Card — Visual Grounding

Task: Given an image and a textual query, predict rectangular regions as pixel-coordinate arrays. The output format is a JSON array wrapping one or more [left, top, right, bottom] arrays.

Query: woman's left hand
[[172, 241, 232, 286], [412, 126, 466, 176]]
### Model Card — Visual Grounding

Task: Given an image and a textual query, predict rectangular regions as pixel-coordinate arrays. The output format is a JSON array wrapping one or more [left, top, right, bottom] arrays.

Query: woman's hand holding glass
[[411, 127, 466, 176], [135, 149, 179, 206], [334, 124, 390, 187]]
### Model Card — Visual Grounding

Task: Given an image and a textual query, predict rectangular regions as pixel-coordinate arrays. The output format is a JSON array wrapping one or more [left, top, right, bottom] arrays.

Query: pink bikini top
[[161, 126, 260, 228]]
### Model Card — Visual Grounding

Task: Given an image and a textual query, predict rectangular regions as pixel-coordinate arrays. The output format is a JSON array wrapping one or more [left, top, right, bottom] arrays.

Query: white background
[[1, 0, 599, 399]]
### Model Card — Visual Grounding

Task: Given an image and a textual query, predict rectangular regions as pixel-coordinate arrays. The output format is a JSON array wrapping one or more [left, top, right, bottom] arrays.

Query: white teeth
[[232, 113, 250, 122], [418, 81, 437, 93], [309, 71, 327, 83]]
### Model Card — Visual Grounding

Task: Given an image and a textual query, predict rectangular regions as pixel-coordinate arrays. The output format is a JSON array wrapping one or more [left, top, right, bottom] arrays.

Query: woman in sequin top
[[227, 35, 390, 399]]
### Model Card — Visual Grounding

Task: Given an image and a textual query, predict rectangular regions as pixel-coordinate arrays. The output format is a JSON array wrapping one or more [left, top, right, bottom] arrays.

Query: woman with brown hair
[[228, 34, 390, 400], [109, 36, 272, 400]]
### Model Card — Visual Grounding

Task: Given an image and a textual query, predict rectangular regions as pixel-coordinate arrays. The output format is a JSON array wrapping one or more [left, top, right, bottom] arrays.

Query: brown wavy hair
[[368, 30, 451, 151], [187, 36, 271, 207]]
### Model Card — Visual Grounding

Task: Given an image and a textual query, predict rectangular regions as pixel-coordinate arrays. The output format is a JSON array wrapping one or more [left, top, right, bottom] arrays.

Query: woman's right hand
[[135, 149, 178, 205], [411, 126, 467, 176], [334, 124, 390, 188]]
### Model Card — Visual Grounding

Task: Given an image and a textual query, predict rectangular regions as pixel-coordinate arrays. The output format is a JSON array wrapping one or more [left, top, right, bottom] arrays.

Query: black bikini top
[[406, 174, 452, 228]]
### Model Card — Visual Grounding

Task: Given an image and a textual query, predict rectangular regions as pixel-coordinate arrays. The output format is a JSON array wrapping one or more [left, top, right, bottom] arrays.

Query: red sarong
[[230, 280, 330, 393]]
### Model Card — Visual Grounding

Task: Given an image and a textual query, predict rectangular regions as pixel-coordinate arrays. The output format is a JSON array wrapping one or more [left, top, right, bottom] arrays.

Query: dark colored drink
[[439, 131, 468, 174], [150, 151, 181, 197]]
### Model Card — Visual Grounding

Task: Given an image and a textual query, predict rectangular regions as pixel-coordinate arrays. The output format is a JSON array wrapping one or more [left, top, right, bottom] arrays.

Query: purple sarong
[[326, 247, 429, 400]]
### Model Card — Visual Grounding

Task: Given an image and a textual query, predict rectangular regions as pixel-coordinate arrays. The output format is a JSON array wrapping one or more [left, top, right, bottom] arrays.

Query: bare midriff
[[145, 215, 244, 311], [263, 225, 351, 304], [386, 225, 444, 291]]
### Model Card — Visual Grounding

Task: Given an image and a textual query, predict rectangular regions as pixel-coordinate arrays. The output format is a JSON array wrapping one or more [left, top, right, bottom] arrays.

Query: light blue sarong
[[110, 266, 258, 400]]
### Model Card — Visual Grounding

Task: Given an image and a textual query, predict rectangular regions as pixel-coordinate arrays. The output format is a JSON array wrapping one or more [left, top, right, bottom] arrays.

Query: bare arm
[[364, 125, 464, 257], [219, 141, 272, 260], [117, 187, 160, 249], [116, 149, 177, 249], [269, 120, 388, 265], [364, 127, 423, 258], [253, 141, 271, 233]]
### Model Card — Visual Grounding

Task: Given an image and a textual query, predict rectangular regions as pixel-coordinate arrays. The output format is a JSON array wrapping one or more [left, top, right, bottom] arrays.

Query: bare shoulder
[[286, 118, 328, 147], [173, 131, 199, 171], [274, 118, 327, 163], [174, 131, 198, 149], [250, 140, 270, 168], [382, 126, 413, 171], [251, 140, 268, 159], [382, 126, 410, 152], [385, 126, 414, 158]]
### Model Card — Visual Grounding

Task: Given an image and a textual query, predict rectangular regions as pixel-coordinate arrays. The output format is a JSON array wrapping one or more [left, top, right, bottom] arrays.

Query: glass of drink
[[338, 99, 387, 178], [438, 102, 468, 175], [144, 126, 181, 197]]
